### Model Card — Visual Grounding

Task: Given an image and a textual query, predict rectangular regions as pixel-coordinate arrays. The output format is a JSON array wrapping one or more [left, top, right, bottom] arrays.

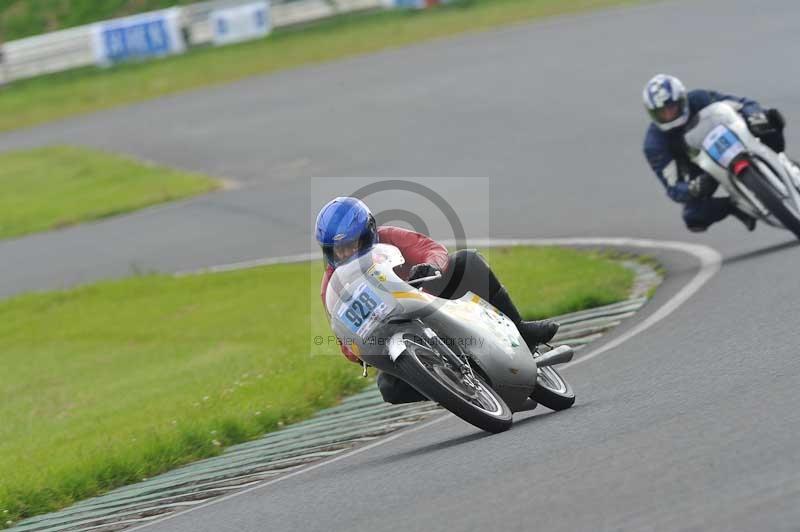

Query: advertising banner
[[92, 8, 186, 66], [211, 2, 272, 46]]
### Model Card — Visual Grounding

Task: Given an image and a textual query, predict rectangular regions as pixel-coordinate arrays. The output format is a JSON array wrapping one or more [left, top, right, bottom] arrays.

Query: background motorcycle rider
[[316, 196, 560, 404], [642, 73, 787, 232]]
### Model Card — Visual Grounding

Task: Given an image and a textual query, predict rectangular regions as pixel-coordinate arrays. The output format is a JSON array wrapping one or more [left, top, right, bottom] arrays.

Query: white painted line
[[126, 413, 451, 531], [175, 252, 318, 275], [131, 236, 721, 530]]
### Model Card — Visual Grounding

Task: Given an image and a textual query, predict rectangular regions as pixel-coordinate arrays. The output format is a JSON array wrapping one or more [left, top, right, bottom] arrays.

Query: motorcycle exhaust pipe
[[535, 345, 574, 367]]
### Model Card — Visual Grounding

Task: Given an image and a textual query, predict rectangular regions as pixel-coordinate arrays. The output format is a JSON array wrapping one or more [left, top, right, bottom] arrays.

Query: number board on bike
[[703, 125, 745, 168], [337, 282, 394, 339]]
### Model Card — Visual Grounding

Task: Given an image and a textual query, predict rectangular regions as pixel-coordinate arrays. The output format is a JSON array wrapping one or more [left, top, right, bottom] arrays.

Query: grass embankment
[[0, 246, 634, 526], [0, 0, 642, 133], [0, 146, 218, 240]]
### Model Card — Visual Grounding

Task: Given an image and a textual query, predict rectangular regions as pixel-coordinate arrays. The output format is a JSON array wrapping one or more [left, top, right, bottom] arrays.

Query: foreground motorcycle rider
[[643, 74, 788, 232], [316, 196, 560, 404]]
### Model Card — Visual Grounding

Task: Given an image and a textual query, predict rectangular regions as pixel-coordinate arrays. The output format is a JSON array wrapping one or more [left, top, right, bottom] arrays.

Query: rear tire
[[740, 167, 800, 240], [395, 332, 512, 434], [531, 366, 575, 411]]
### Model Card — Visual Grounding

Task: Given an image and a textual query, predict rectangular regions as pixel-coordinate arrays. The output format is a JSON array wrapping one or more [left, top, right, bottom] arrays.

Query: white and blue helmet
[[642, 74, 689, 131]]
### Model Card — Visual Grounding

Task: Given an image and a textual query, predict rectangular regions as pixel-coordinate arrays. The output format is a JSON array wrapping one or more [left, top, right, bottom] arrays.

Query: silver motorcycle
[[325, 243, 576, 433], [685, 101, 800, 238]]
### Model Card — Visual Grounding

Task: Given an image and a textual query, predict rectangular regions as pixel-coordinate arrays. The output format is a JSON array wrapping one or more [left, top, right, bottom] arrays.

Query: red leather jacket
[[320, 226, 449, 362]]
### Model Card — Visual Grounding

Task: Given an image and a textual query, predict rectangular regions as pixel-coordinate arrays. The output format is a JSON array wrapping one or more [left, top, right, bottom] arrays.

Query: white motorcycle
[[684, 101, 800, 238], [325, 244, 575, 434]]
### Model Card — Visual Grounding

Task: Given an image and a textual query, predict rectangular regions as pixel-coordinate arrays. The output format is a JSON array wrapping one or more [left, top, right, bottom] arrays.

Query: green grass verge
[[0, 245, 634, 526], [0, 0, 643, 133], [0, 146, 219, 240], [484, 246, 636, 319]]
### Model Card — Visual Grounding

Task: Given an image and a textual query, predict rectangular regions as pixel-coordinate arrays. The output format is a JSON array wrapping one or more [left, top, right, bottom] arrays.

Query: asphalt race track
[[3, 0, 800, 530]]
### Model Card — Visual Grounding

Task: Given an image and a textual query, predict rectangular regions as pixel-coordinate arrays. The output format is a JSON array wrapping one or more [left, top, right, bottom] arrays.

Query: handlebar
[[407, 270, 442, 286]]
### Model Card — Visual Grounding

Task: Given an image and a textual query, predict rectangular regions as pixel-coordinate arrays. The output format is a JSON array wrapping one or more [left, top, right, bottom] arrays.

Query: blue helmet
[[643, 74, 689, 131], [315, 197, 378, 267]]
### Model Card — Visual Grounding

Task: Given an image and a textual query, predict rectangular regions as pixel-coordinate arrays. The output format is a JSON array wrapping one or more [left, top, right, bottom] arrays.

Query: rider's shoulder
[[378, 226, 439, 249], [687, 89, 714, 112], [377, 225, 413, 243], [377, 225, 405, 238]]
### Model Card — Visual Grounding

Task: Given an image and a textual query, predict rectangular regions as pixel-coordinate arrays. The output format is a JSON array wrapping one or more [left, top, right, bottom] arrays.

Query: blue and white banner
[[91, 8, 186, 66], [211, 1, 272, 46], [382, 0, 450, 9]]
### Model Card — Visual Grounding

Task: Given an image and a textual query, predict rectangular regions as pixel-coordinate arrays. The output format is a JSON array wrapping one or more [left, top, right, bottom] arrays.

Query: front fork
[[778, 153, 800, 188], [730, 155, 799, 220], [422, 326, 479, 384], [777, 153, 800, 213]]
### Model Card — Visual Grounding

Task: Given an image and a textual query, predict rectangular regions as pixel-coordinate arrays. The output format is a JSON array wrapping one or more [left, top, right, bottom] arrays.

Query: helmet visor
[[322, 233, 374, 267], [654, 101, 683, 124], [333, 240, 360, 264]]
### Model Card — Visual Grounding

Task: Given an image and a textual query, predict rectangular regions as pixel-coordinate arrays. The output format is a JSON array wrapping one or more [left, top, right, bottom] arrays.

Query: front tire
[[740, 167, 800, 240], [395, 332, 512, 434]]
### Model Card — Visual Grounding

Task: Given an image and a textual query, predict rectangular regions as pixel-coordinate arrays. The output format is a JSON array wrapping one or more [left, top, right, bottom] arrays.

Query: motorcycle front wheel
[[395, 332, 512, 434], [740, 167, 800, 240]]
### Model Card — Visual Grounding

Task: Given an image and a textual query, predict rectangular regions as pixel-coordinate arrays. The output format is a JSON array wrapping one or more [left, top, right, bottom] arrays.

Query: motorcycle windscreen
[[325, 244, 405, 341]]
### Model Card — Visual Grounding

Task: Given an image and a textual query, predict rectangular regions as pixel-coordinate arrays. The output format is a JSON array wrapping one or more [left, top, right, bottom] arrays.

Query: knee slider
[[687, 225, 708, 233]]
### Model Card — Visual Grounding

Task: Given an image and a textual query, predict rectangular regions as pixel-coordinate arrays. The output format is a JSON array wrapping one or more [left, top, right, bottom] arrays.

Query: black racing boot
[[517, 320, 560, 347], [490, 287, 560, 349], [731, 207, 757, 231]]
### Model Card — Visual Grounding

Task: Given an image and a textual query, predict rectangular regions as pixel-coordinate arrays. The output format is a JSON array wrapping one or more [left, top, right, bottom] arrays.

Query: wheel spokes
[[408, 338, 503, 416], [538, 367, 568, 394]]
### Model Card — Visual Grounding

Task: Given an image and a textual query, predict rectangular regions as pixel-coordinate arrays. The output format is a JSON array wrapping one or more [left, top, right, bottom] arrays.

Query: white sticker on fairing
[[388, 333, 406, 362]]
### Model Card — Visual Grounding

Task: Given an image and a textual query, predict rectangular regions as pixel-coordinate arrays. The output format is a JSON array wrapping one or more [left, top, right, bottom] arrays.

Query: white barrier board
[[211, 1, 272, 46]]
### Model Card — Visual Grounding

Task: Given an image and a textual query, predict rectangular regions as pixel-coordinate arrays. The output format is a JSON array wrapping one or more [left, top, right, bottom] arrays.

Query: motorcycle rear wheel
[[531, 366, 575, 411], [396, 332, 512, 434]]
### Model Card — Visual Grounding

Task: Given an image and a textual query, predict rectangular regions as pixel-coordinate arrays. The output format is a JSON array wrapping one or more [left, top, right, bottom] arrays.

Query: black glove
[[755, 108, 787, 152], [408, 263, 441, 283], [766, 108, 785, 131], [746, 111, 778, 137], [687, 174, 718, 199]]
